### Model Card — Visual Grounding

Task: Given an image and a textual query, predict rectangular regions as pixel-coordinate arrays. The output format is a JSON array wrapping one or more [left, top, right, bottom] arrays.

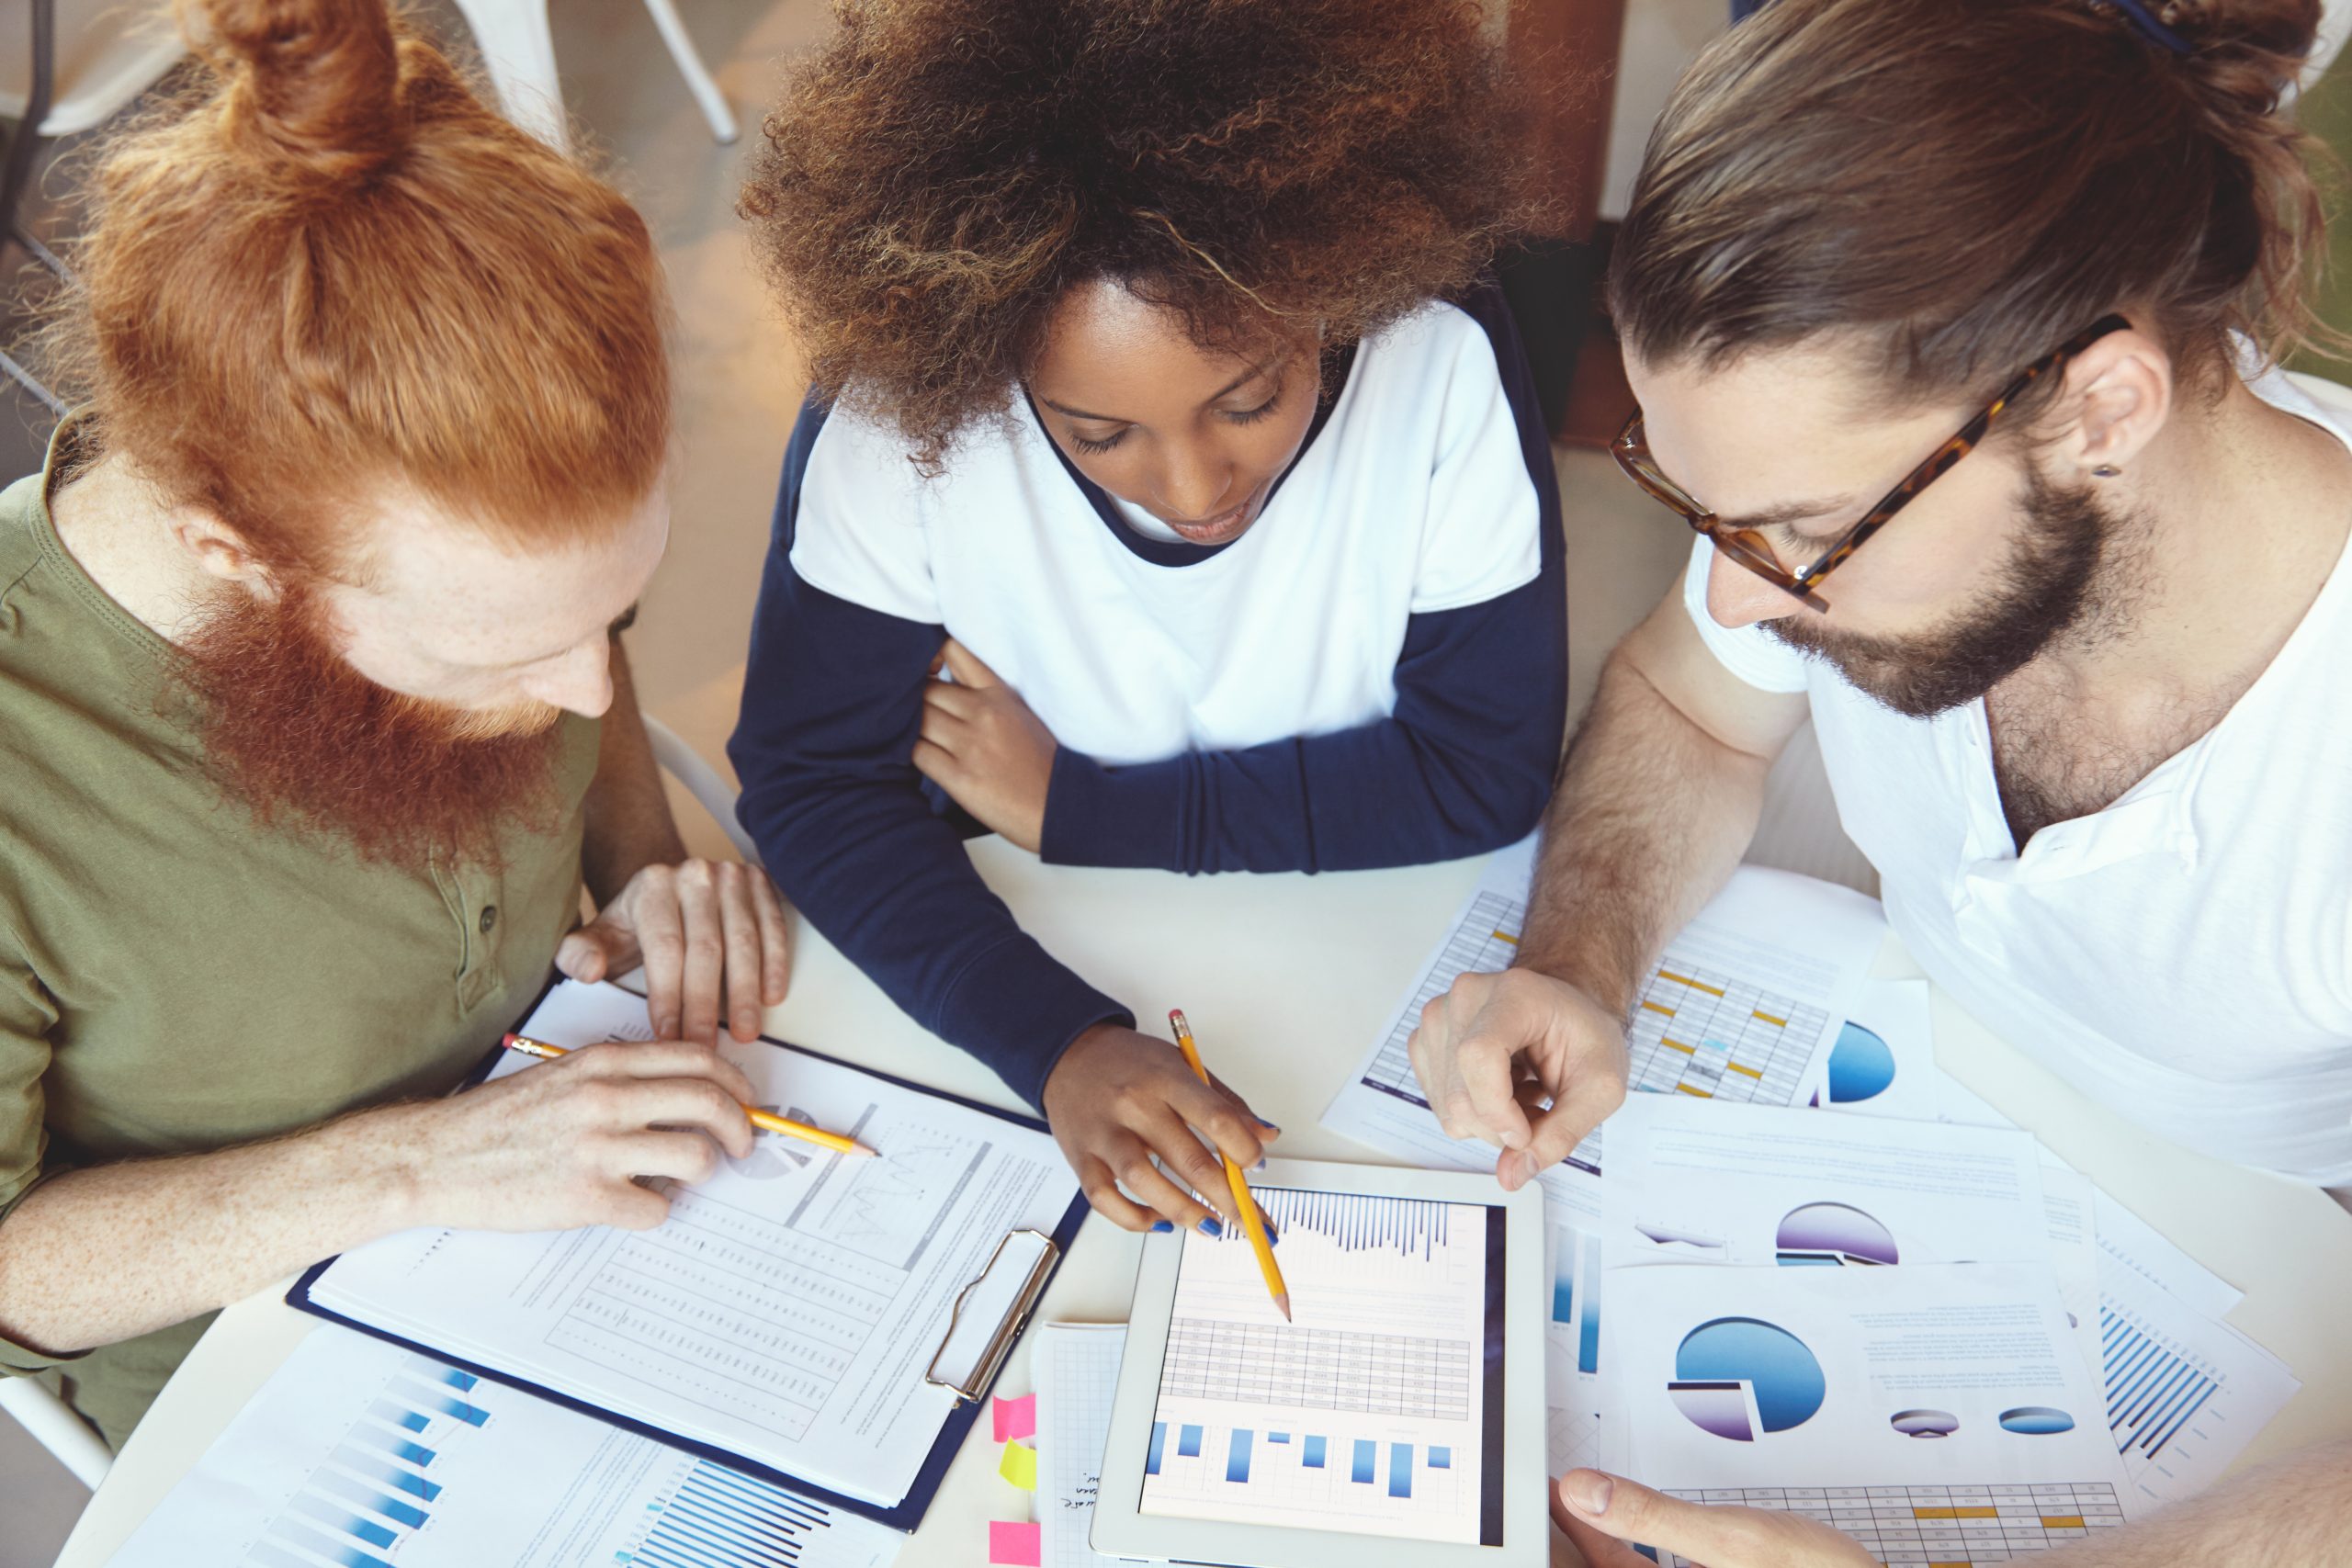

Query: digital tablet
[[1091, 1157, 1547, 1566]]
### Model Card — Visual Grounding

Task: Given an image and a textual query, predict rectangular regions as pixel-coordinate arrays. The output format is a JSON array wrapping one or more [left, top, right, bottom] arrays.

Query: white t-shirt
[[787, 299, 1544, 767], [1685, 363, 2352, 1183]]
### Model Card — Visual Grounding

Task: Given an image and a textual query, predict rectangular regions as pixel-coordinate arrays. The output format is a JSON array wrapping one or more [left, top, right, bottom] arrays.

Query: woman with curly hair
[[730, 0, 1566, 1231]]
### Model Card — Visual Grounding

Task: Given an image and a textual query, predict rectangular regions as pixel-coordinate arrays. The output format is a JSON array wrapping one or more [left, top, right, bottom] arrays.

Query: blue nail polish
[[1252, 1158, 1267, 1173], [1268, 1227, 1280, 1247], [1261, 1121, 1283, 1133], [1150, 1220, 1174, 1234], [1198, 1217, 1224, 1238]]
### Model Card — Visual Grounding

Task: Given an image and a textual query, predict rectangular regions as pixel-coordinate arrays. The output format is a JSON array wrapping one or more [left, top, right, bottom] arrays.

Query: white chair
[[449, 0, 739, 151], [1, 0, 187, 413], [0, 1376, 111, 1491], [641, 711, 761, 864]]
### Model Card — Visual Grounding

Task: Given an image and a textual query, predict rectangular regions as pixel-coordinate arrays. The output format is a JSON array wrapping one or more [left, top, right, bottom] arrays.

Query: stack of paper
[[1318, 839, 2301, 1562]]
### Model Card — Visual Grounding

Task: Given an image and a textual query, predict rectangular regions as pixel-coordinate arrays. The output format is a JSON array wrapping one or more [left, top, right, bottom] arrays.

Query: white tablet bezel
[[1090, 1156, 1549, 1567]]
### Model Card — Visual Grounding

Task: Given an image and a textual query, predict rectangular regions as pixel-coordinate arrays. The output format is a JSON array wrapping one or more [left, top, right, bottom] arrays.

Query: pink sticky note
[[989, 1519, 1043, 1566], [992, 1392, 1037, 1443]]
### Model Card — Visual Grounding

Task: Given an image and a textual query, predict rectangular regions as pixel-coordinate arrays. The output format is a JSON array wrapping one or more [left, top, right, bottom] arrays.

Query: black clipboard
[[288, 979, 1091, 1534]]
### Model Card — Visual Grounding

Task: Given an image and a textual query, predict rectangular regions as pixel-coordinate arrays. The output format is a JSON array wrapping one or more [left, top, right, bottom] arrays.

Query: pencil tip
[[1276, 1295, 1292, 1322], [854, 1145, 881, 1159]]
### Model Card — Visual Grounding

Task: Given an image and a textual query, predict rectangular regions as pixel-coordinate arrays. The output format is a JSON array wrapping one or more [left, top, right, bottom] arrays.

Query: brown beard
[[1763, 469, 2127, 719], [171, 585, 565, 870]]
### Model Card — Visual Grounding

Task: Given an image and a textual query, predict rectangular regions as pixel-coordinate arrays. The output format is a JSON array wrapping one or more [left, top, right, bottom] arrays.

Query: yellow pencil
[[1167, 1009, 1290, 1322], [501, 1033, 878, 1158]]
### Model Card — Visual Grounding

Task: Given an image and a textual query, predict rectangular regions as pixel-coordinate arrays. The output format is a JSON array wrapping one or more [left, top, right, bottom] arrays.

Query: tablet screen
[[1135, 1188, 1507, 1546]]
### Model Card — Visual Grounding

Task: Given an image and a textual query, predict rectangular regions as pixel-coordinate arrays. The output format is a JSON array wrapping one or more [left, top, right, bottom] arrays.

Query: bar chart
[[1140, 1188, 1498, 1544], [96, 1334, 911, 1568], [249, 1363, 481, 1568], [1139, 1418, 1471, 1534]]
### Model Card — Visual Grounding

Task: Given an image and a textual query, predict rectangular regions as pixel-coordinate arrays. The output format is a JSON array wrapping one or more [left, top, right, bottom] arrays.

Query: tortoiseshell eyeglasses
[[1611, 313, 2132, 613]]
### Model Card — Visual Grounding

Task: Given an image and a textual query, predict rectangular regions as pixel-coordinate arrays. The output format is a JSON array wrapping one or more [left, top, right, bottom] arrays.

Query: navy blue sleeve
[[1038, 288, 1568, 874], [729, 399, 1131, 1109]]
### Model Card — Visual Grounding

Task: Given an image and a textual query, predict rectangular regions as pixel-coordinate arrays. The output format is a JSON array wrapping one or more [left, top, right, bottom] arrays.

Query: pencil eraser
[[989, 1519, 1042, 1565]]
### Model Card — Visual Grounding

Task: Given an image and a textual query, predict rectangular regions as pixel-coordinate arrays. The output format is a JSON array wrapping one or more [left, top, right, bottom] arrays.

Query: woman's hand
[[558, 857, 794, 1043], [913, 637, 1058, 853], [1042, 1022, 1281, 1233], [1554, 1470, 1880, 1568]]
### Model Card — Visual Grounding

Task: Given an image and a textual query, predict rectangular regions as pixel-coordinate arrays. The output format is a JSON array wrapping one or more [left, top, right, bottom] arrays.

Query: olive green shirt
[[0, 424, 599, 1446]]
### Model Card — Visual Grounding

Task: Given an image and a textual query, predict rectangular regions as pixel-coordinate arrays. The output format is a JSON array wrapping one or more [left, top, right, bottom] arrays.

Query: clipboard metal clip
[[924, 1227, 1059, 1404]]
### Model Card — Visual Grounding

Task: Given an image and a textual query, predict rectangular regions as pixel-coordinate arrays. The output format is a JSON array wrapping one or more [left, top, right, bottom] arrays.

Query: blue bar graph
[[1387, 1443, 1413, 1499], [368, 1400, 428, 1433], [270, 1518, 394, 1568], [625, 1460, 850, 1568], [288, 1494, 398, 1548], [1577, 1242, 1603, 1374], [1305, 1436, 1327, 1469], [1430, 1446, 1452, 1469], [1179, 1425, 1203, 1458], [352, 1425, 436, 1468], [1268, 1431, 1290, 1443], [330, 1446, 441, 1501], [1226, 1430, 1254, 1483], [314, 1470, 429, 1528], [392, 1380, 492, 1427], [1147, 1422, 1168, 1475], [2101, 1305, 2223, 1461], [1351, 1439, 1375, 1483], [433, 1366, 478, 1391]]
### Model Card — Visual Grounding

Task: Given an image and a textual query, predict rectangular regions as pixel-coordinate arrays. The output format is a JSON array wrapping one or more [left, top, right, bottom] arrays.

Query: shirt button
[[479, 905, 499, 934]]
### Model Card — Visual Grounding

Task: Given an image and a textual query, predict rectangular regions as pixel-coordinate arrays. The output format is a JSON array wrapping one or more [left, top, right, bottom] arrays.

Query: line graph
[[786, 1119, 988, 1269]]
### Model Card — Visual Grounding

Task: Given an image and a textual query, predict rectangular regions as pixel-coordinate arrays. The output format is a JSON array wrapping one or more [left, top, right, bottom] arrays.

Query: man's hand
[[913, 637, 1058, 853], [1407, 967, 1629, 1190], [1555, 1470, 1879, 1568], [1043, 1023, 1281, 1233], [400, 1040, 760, 1233], [558, 858, 793, 1043]]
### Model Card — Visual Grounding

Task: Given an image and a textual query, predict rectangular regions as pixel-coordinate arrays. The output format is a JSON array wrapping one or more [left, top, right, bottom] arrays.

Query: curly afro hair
[[741, 0, 1538, 469]]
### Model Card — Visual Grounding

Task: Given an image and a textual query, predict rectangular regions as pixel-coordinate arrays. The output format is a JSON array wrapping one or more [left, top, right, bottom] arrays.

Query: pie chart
[[1999, 1406, 2076, 1435], [1668, 1317, 1826, 1441], [1775, 1201, 1899, 1267], [1891, 1409, 1960, 1438], [1826, 1022, 1897, 1103]]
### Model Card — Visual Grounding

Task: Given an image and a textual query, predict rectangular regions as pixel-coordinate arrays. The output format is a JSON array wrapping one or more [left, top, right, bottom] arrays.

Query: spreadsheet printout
[[306, 981, 1079, 1509], [1321, 840, 1883, 1190]]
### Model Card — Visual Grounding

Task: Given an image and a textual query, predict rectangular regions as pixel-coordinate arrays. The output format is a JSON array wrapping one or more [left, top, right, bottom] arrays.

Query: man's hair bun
[[188, 0, 407, 180]]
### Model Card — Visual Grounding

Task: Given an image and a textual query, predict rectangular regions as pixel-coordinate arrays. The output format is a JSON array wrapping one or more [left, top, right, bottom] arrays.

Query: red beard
[[172, 586, 565, 870]]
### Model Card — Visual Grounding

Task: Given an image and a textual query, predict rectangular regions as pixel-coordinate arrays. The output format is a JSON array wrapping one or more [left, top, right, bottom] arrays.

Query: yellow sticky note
[[1000, 1439, 1038, 1491]]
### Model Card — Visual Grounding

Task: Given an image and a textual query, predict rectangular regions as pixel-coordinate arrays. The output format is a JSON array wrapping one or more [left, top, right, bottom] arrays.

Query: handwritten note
[[1032, 1322, 1126, 1566]]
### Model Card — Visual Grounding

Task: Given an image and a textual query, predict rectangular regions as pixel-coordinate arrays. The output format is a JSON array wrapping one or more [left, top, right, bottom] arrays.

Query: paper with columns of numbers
[[105, 1325, 903, 1568], [1603, 1262, 2133, 1567], [302, 979, 1081, 1511], [1320, 839, 1884, 1189]]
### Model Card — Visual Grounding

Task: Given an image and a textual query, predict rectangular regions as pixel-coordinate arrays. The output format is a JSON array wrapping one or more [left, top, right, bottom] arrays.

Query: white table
[[55, 841, 2352, 1565]]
